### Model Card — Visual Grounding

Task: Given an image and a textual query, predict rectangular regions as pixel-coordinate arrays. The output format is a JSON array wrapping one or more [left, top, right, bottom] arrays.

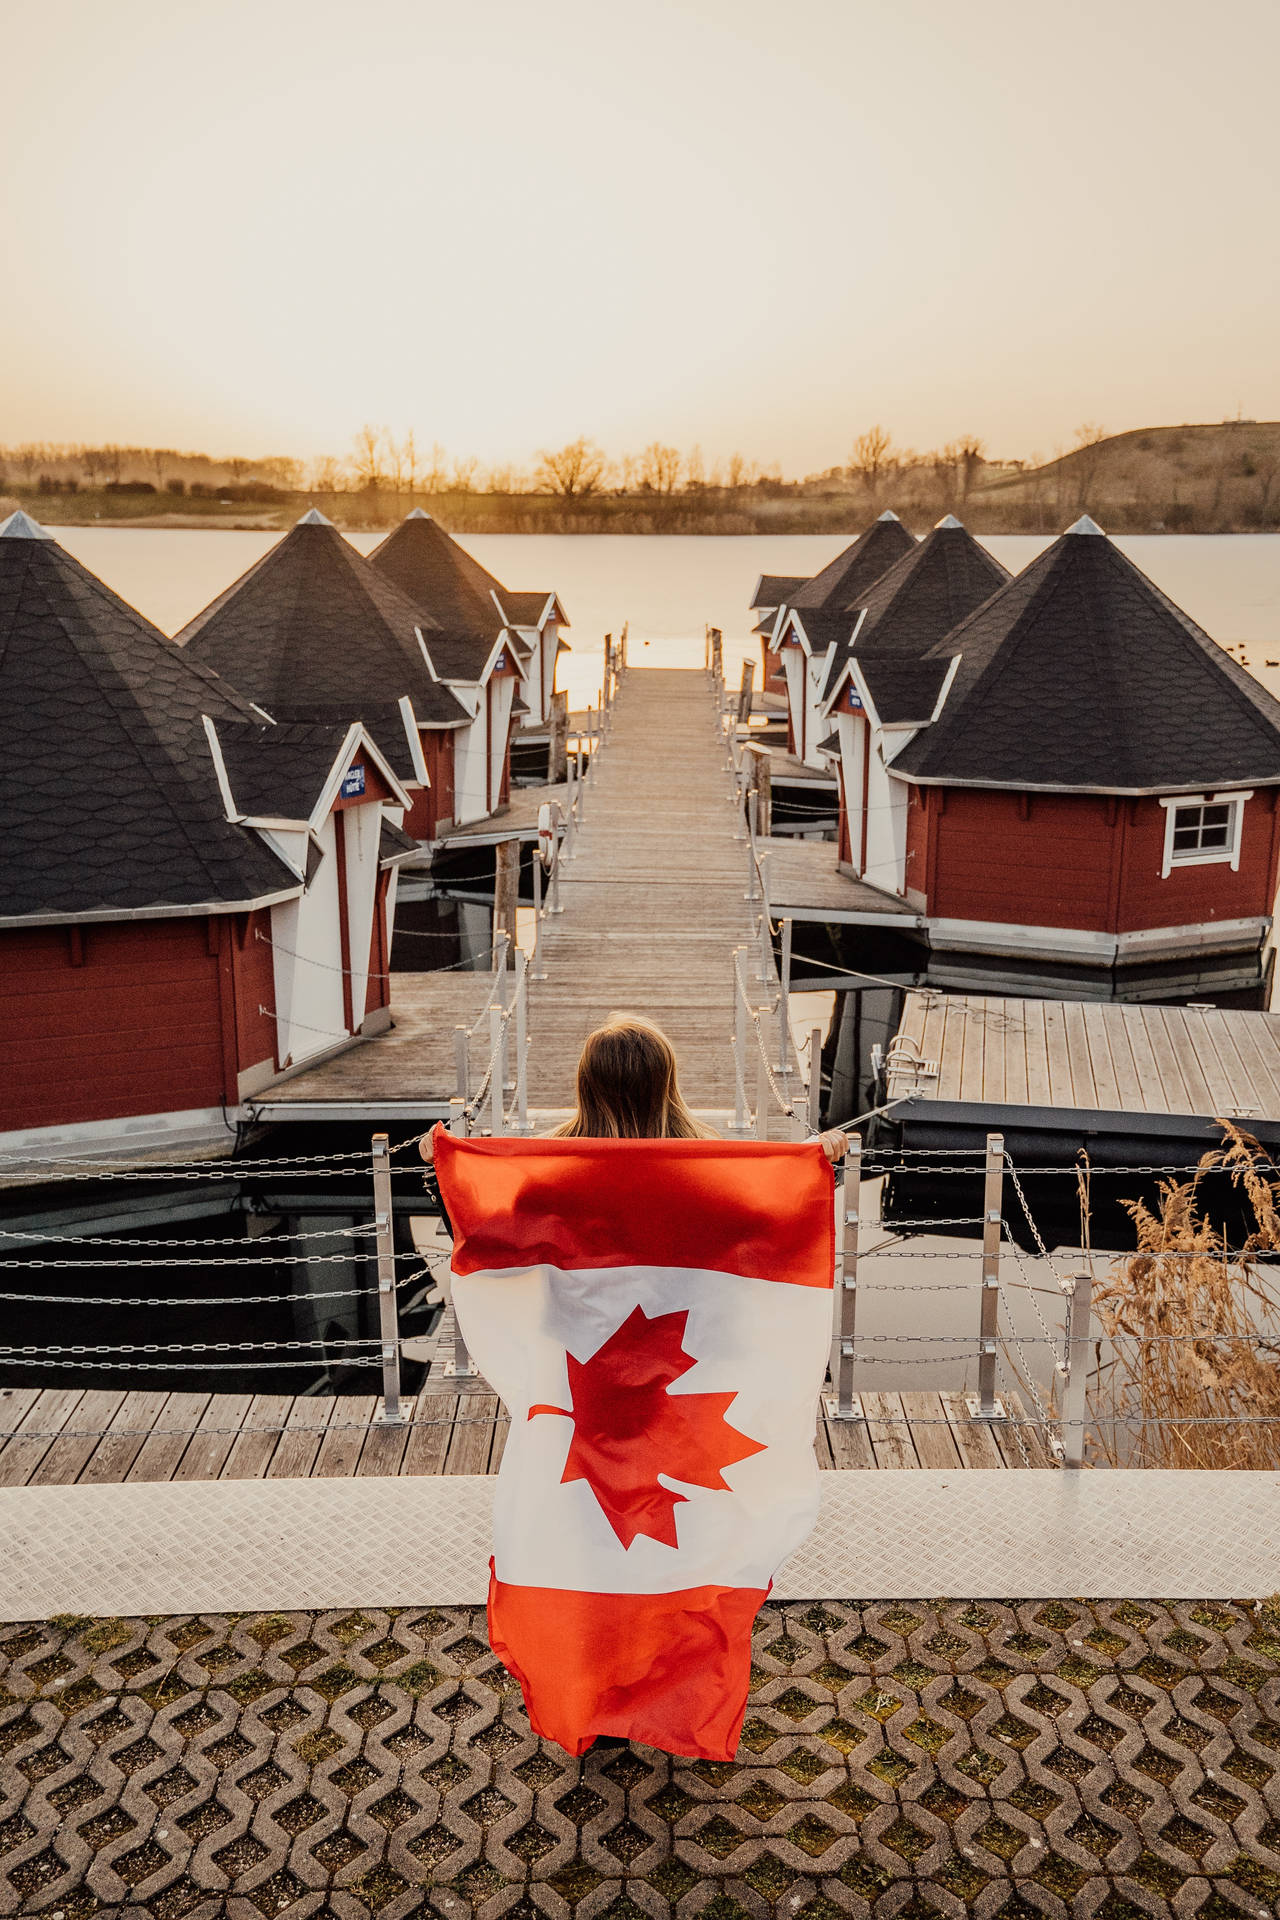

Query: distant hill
[[968, 422, 1280, 534]]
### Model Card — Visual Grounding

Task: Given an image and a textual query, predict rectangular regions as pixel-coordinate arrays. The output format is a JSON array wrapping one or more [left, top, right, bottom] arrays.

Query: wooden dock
[[885, 989, 1280, 1149], [761, 835, 921, 930], [0, 1384, 1051, 1485]]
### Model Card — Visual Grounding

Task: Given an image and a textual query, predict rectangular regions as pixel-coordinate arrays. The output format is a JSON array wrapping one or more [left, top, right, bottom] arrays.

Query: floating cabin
[[369, 510, 569, 795], [829, 515, 1280, 1003], [0, 512, 415, 1162], [177, 510, 472, 840]]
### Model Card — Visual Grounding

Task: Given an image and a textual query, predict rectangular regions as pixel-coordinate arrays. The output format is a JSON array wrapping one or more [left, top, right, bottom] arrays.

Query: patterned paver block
[[2, 1597, 1279, 1919]]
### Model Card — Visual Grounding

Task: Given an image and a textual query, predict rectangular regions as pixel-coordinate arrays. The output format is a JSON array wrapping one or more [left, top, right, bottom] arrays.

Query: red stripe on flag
[[488, 1567, 769, 1760], [434, 1132, 834, 1287]]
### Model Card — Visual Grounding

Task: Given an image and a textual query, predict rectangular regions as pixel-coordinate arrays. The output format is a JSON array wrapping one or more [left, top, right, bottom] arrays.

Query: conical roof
[[892, 519, 1280, 791], [178, 516, 468, 768], [0, 514, 296, 919], [822, 516, 1009, 698], [369, 511, 505, 635], [789, 511, 915, 610]]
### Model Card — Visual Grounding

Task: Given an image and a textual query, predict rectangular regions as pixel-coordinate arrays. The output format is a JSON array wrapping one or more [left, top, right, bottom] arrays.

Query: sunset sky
[[3, 0, 1277, 472]]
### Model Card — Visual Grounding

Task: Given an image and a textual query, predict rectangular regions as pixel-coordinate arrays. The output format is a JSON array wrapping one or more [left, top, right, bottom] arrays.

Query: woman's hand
[[418, 1129, 435, 1165], [819, 1128, 848, 1164]]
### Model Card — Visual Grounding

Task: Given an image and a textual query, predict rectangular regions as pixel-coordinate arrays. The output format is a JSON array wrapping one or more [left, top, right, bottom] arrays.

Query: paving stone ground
[[2, 1598, 1279, 1920]]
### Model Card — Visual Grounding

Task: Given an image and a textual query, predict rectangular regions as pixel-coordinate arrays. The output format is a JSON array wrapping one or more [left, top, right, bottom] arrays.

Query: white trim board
[[0, 1471, 1275, 1620]]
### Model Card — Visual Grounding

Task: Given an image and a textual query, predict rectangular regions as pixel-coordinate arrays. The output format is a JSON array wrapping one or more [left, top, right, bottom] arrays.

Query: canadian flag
[[432, 1131, 835, 1760]]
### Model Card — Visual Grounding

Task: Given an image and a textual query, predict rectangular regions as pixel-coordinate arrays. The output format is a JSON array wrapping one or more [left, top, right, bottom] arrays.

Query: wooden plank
[[27, 1390, 127, 1487], [982, 997, 1008, 1106], [940, 1390, 1005, 1468], [1080, 1001, 1120, 1114], [1061, 1001, 1098, 1111], [356, 1397, 418, 1476], [1041, 1000, 1075, 1109], [958, 996, 986, 1104], [171, 1393, 253, 1482], [1022, 1000, 1052, 1107], [813, 1409, 835, 1469], [489, 1407, 511, 1472], [936, 998, 965, 1101], [1138, 1005, 1189, 1113], [1237, 1014, 1280, 1114], [444, 1393, 499, 1475], [401, 1393, 462, 1476], [220, 1394, 295, 1480], [901, 1392, 962, 1468], [266, 1395, 338, 1479], [1162, 1008, 1216, 1117], [1187, 1011, 1245, 1118], [1002, 997, 1030, 1107], [861, 1390, 919, 1469], [1120, 1004, 1164, 1112], [77, 1390, 170, 1485], [0, 1389, 82, 1488], [312, 1395, 378, 1478], [126, 1393, 212, 1483], [1098, 1002, 1143, 1112], [822, 1398, 878, 1469]]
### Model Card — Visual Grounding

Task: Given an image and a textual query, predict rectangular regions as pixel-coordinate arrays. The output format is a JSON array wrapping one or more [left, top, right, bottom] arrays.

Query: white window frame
[[1158, 791, 1250, 878]]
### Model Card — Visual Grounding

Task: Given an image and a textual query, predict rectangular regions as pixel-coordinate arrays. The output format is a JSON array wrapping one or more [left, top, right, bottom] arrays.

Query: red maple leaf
[[528, 1305, 765, 1549]]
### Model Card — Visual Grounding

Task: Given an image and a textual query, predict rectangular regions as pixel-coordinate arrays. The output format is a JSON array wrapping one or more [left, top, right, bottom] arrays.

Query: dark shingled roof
[[789, 514, 916, 611], [213, 719, 356, 823], [379, 817, 419, 864], [750, 573, 807, 611], [0, 514, 297, 920], [419, 628, 502, 686], [822, 517, 1009, 697], [853, 652, 955, 727], [891, 518, 1280, 791], [496, 589, 557, 628], [177, 515, 468, 777], [788, 606, 859, 654], [368, 511, 505, 636]]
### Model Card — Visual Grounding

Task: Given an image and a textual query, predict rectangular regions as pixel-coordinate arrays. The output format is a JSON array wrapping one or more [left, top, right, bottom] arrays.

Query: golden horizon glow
[[3, 0, 1278, 471]]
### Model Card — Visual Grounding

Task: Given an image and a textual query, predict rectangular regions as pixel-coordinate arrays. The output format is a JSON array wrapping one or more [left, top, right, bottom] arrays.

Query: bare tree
[[352, 424, 388, 492], [535, 438, 609, 497], [226, 455, 252, 484], [424, 442, 449, 493], [726, 452, 747, 490], [259, 456, 302, 489], [955, 435, 986, 503], [308, 455, 346, 493], [14, 444, 43, 483], [684, 445, 706, 490], [79, 445, 106, 486], [638, 442, 681, 493], [615, 452, 639, 492], [402, 430, 419, 504], [451, 456, 478, 492], [849, 425, 893, 502], [1072, 423, 1108, 510]]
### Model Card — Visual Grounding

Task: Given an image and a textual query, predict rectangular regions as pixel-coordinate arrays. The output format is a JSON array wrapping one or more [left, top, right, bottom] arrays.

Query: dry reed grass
[[1090, 1123, 1280, 1467]]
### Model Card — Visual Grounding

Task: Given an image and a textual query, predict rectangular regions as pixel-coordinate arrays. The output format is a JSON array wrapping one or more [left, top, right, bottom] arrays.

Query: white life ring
[[537, 802, 555, 869]]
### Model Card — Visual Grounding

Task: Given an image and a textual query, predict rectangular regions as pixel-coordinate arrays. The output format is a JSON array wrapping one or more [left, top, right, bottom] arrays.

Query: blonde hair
[[553, 1016, 718, 1139]]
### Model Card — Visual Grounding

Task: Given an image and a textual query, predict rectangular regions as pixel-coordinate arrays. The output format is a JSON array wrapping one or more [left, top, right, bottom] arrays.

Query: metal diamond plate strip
[[1, 1470, 1277, 1621]]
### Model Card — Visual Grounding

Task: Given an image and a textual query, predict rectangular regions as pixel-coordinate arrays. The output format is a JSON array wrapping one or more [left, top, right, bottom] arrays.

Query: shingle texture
[[0, 531, 296, 919], [893, 528, 1280, 789], [854, 652, 954, 726], [822, 521, 1009, 697], [495, 589, 555, 628], [213, 719, 354, 823], [788, 514, 916, 611], [370, 516, 566, 677], [750, 572, 807, 610], [177, 520, 468, 765]]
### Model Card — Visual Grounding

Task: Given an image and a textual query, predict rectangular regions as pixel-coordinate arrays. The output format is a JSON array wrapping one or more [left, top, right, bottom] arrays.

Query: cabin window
[[1159, 792, 1248, 877]]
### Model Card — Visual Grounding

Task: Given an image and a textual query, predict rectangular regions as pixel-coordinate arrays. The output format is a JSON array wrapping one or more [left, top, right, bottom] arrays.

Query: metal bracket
[[822, 1394, 865, 1423], [443, 1358, 480, 1380], [964, 1394, 1007, 1422]]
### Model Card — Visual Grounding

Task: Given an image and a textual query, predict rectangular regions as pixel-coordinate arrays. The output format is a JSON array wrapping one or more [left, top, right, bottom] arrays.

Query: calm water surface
[[49, 527, 1280, 711]]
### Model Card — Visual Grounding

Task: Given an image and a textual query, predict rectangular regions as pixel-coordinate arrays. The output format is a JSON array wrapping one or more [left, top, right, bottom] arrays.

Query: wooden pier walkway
[[525, 666, 782, 1111], [0, 1384, 1051, 1486]]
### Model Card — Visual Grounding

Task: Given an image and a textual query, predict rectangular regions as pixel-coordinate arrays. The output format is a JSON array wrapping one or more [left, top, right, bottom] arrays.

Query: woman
[[422, 1012, 848, 1159]]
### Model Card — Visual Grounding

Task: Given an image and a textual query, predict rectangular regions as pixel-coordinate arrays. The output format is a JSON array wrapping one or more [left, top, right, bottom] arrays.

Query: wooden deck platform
[[886, 989, 1280, 1143], [0, 1384, 1051, 1485], [432, 780, 567, 851], [761, 836, 921, 929]]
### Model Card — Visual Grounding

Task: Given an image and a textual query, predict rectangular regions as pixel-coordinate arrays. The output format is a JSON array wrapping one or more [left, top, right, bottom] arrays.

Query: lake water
[[47, 526, 1280, 712]]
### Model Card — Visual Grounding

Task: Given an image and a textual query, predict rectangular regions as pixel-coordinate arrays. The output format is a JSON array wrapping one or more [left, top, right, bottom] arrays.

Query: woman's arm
[[819, 1128, 848, 1164], [419, 1129, 435, 1165]]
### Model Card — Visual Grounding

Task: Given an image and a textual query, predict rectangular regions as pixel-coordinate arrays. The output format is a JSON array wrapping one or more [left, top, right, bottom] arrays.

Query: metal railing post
[[746, 790, 760, 898], [755, 1013, 769, 1140], [489, 1007, 504, 1135], [968, 1132, 1006, 1420], [1061, 1270, 1093, 1468], [732, 949, 749, 1135], [808, 1026, 823, 1133], [371, 1132, 402, 1424], [531, 848, 545, 979], [779, 918, 792, 1074], [448, 1094, 469, 1136], [454, 1025, 470, 1110], [513, 951, 530, 1133], [826, 1132, 862, 1419]]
